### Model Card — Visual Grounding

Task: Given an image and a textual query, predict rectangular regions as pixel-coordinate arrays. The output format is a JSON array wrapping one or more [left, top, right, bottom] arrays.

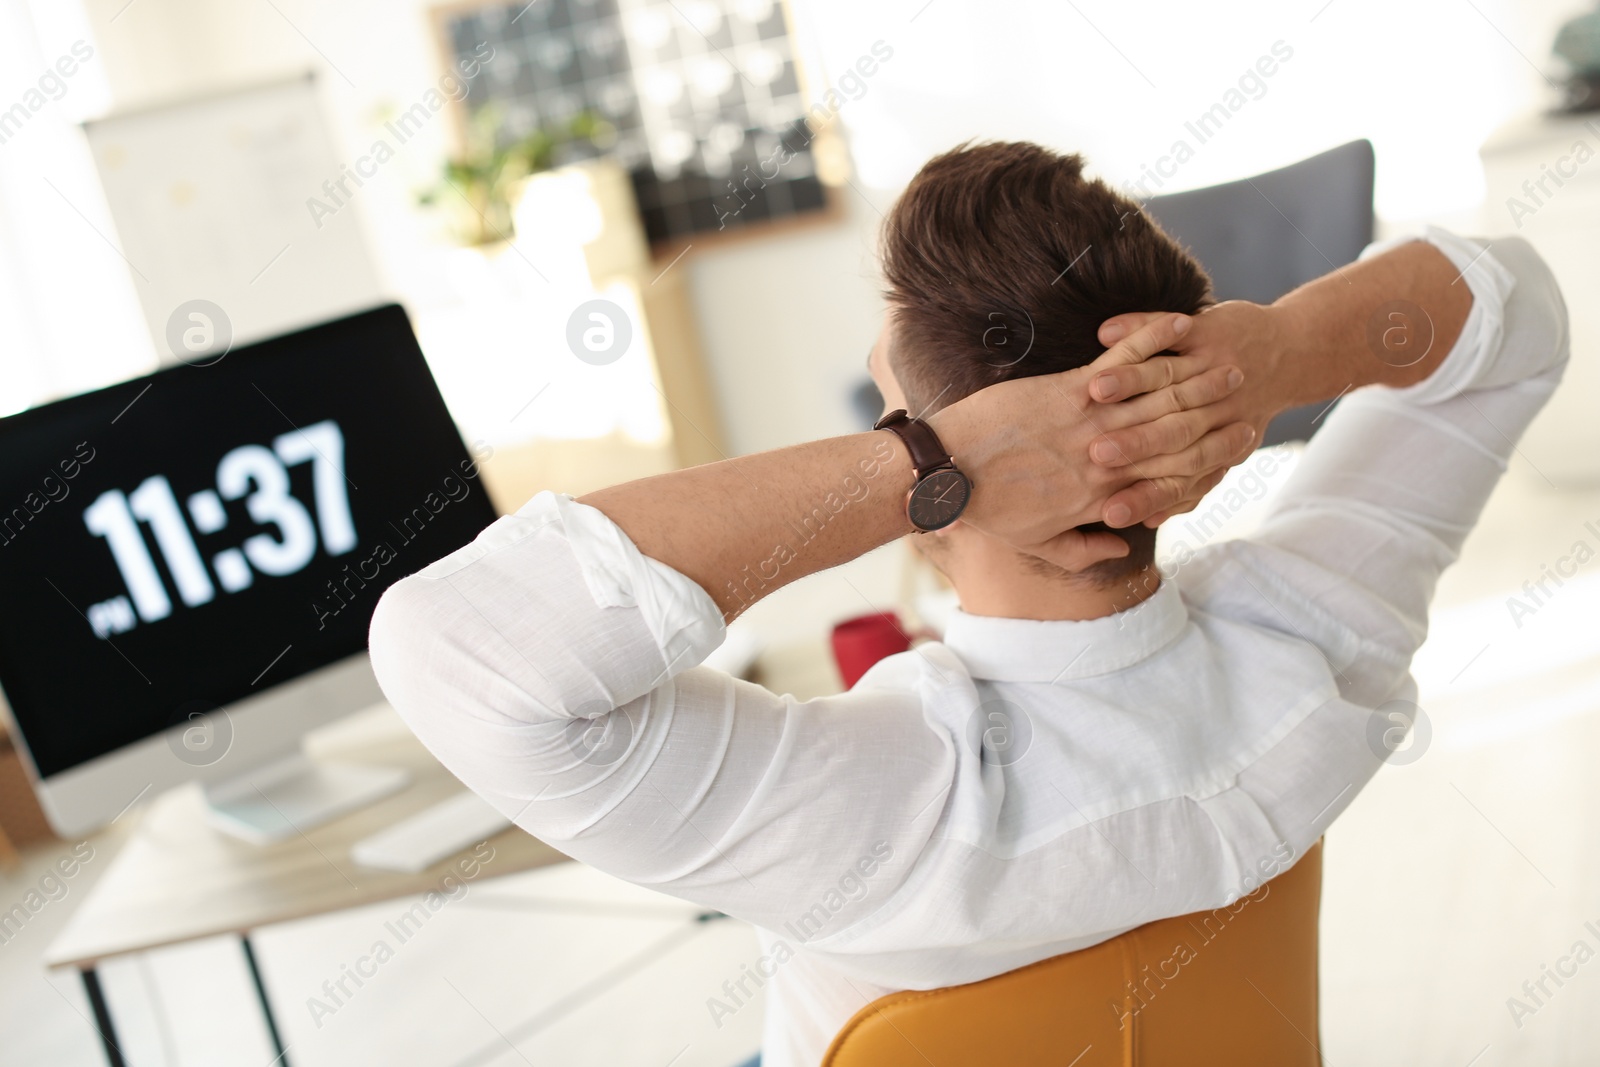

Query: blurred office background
[[2, 0, 1600, 1064]]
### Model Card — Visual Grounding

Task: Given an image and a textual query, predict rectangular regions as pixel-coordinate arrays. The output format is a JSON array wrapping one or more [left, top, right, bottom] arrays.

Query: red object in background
[[831, 612, 912, 689]]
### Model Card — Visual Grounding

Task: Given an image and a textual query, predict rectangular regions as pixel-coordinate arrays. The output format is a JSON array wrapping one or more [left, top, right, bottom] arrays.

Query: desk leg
[[80, 967, 128, 1067], [241, 934, 292, 1067]]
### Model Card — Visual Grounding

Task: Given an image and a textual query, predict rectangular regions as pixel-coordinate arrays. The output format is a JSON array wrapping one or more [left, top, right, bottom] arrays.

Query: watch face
[[907, 469, 972, 531]]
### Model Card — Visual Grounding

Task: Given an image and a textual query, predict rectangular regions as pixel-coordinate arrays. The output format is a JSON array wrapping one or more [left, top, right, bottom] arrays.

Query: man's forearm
[[578, 314, 1253, 620], [1088, 239, 1479, 481], [580, 433, 915, 621], [1269, 238, 1475, 409]]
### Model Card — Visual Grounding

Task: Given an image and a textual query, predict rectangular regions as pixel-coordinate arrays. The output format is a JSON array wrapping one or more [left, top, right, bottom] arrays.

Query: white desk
[[44, 705, 568, 1067]]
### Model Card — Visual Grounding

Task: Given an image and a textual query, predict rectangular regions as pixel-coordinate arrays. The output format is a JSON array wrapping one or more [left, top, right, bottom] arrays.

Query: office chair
[[1145, 140, 1376, 445], [822, 841, 1323, 1067]]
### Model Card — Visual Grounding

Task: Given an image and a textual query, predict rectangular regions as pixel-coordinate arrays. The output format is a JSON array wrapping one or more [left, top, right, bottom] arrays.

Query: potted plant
[[419, 106, 616, 247]]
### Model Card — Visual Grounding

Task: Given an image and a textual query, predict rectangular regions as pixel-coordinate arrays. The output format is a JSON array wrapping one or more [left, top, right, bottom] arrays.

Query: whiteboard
[[84, 74, 384, 364]]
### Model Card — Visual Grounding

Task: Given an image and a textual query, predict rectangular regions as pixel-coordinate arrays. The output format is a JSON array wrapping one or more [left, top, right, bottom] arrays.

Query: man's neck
[[954, 563, 1162, 622]]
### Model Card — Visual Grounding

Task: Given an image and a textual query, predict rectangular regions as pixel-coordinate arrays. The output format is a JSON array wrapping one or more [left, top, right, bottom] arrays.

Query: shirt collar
[[939, 580, 1189, 683]]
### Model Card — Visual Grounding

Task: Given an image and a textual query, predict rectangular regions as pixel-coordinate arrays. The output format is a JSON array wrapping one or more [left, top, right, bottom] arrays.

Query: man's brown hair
[[879, 140, 1213, 582]]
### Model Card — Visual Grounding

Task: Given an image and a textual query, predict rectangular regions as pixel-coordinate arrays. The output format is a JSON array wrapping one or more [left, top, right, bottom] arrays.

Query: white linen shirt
[[368, 229, 1568, 1067]]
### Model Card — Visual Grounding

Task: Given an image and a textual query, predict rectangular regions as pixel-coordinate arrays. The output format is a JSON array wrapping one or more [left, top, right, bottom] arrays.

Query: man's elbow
[[367, 576, 449, 717], [368, 575, 566, 729], [367, 577, 551, 801]]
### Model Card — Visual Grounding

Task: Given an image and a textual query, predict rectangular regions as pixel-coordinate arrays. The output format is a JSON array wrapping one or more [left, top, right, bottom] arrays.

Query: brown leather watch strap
[[873, 409, 955, 478]]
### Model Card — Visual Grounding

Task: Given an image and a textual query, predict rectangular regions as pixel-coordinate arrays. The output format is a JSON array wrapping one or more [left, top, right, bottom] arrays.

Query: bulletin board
[[432, 0, 838, 253]]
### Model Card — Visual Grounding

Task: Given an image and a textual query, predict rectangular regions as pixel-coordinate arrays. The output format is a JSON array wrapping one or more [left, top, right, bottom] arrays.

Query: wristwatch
[[873, 409, 973, 532]]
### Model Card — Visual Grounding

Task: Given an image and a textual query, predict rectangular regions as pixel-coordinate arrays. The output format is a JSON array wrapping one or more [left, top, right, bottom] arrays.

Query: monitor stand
[[202, 752, 410, 844]]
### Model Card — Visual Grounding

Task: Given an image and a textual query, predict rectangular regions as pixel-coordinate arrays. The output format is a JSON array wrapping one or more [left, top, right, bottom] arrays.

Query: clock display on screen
[[82, 420, 356, 639], [0, 305, 498, 779]]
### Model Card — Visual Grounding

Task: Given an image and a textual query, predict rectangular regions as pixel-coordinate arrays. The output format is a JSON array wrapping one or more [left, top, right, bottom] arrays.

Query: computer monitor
[[0, 304, 499, 840]]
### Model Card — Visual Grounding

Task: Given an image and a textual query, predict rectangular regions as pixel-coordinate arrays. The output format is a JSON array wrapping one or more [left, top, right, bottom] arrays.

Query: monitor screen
[[0, 304, 498, 779]]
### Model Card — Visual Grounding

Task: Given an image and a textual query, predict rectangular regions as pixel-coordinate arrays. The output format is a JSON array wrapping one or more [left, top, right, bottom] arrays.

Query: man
[[368, 142, 1567, 1065]]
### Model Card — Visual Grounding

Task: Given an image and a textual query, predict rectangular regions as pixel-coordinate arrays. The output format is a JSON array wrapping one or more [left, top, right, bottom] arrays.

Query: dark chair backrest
[[1146, 140, 1376, 444]]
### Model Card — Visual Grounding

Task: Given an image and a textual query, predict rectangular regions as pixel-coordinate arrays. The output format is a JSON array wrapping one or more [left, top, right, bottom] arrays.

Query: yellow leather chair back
[[822, 841, 1322, 1067]]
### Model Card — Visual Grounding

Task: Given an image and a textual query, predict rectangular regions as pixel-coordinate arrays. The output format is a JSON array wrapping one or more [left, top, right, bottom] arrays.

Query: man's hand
[[928, 313, 1258, 569], [585, 311, 1252, 618], [1084, 302, 1294, 526], [1084, 240, 1477, 528]]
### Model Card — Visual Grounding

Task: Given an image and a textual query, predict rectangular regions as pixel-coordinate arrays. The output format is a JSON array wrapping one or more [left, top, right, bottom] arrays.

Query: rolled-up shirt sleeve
[[371, 491, 726, 753], [1207, 229, 1570, 706], [1170, 229, 1568, 863], [367, 492, 949, 930]]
